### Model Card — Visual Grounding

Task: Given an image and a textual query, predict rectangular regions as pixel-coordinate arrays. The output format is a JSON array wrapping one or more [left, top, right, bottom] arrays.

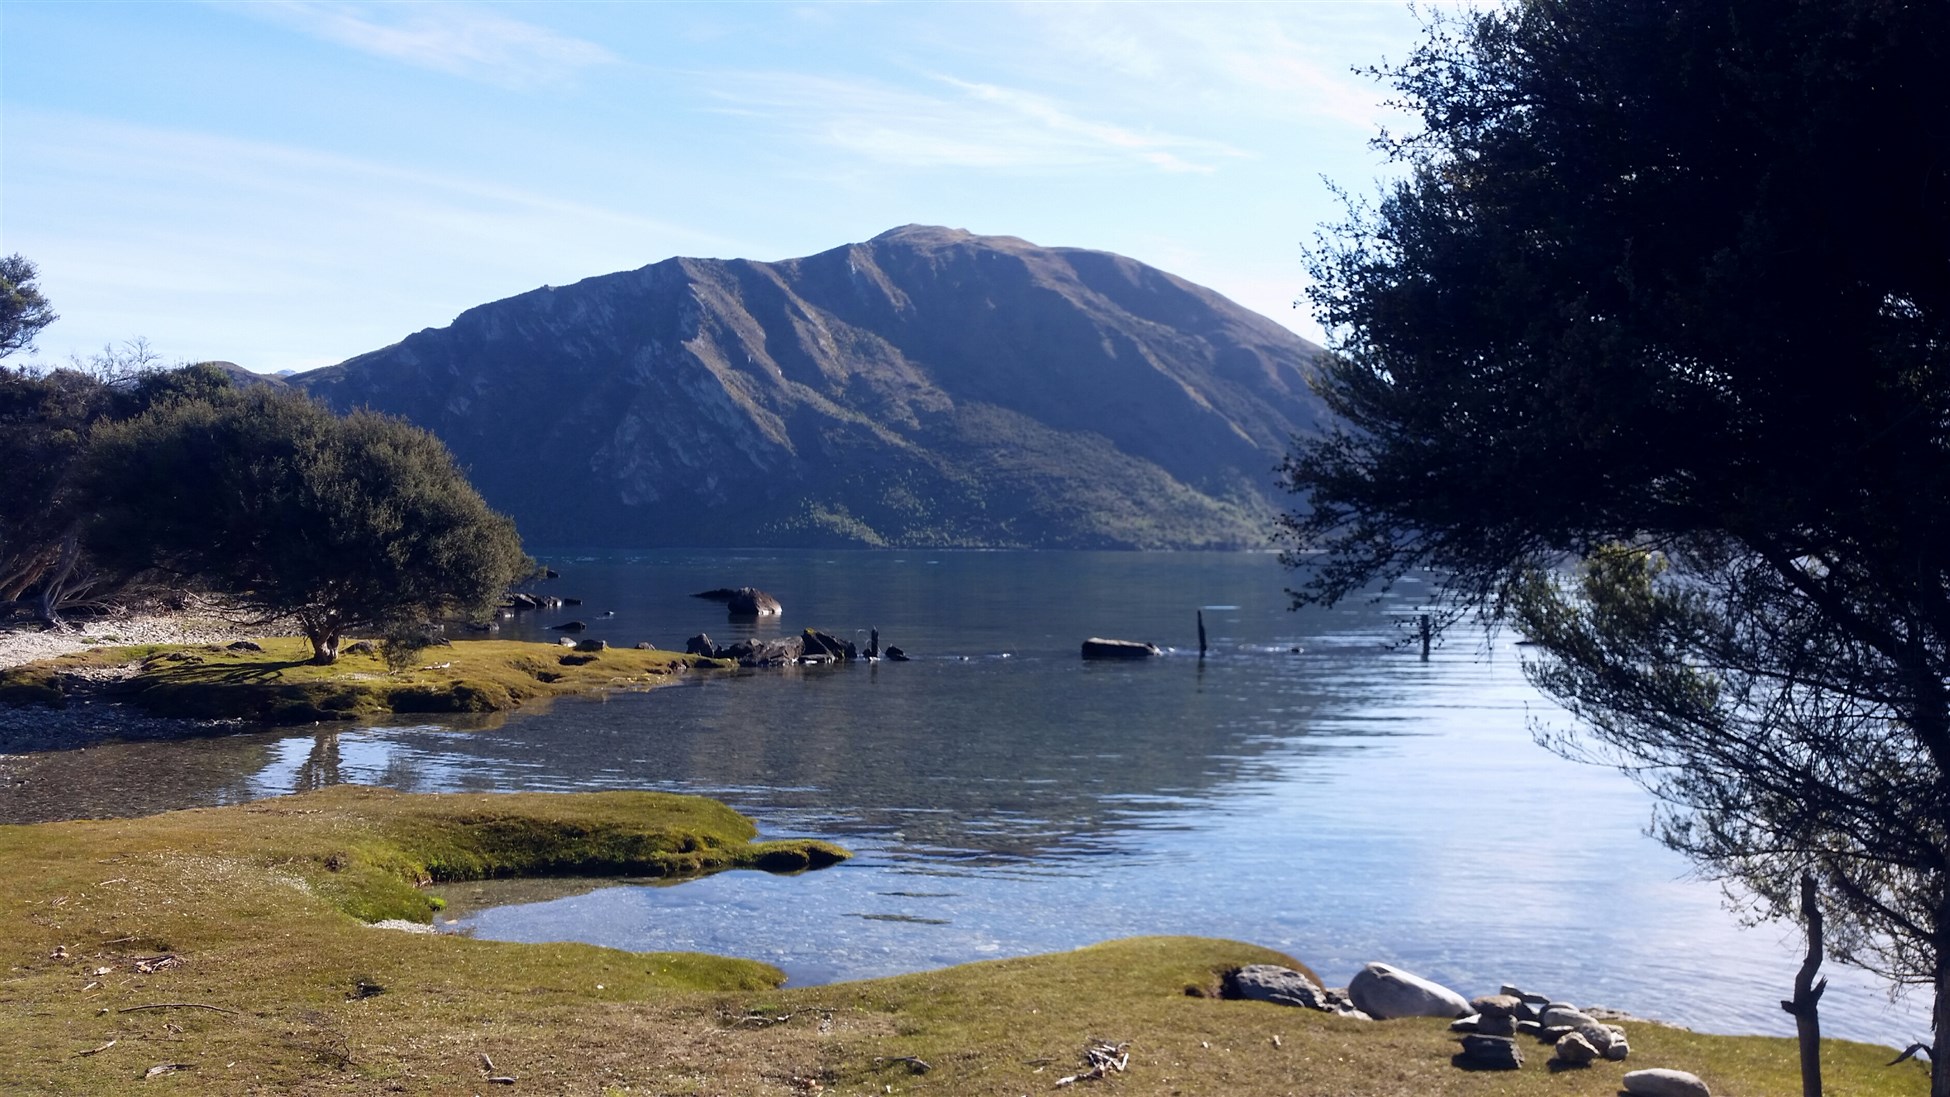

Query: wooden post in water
[[1197, 610, 1207, 659], [1418, 614, 1432, 661]]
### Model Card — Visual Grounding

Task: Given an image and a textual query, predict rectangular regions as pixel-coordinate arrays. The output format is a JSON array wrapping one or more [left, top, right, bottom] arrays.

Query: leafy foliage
[[0, 255, 57, 360], [1278, 0, 1950, 1081], [85, 384, 530, 662]]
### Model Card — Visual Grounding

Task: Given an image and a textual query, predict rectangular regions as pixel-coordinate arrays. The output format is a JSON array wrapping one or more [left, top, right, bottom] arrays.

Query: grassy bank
[[0, 637, 719, 724], [0, 788, 1927, 1095]]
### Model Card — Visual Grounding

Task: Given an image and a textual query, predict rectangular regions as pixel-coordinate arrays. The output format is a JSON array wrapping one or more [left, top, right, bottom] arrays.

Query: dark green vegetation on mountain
[[0, 788, 1922, 1096], [295, 226, 1325, 549], [1279, 0, 1950, 1091]]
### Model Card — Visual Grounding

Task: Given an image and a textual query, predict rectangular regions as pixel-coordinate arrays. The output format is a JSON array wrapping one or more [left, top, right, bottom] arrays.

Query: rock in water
[[547, 620, 587, 632], [726, 587, 782, 617], [1224, 965, 1330, 1010], [1456, 1035, 1522, 1070], [1080, 637, 1163, 659], [1347, 962, 1472, 1020], [1623, 1068, 1711, 1097]]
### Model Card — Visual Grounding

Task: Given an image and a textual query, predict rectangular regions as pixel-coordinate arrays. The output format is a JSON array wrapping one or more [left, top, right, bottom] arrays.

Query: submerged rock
[[1080, 637, 1162, 659]]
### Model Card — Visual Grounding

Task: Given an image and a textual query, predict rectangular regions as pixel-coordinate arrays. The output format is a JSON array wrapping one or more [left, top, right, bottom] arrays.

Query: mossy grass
[[0, 786, 846, 1093], [0, 637, 725, 725], [0, 787, 1928, 1095]]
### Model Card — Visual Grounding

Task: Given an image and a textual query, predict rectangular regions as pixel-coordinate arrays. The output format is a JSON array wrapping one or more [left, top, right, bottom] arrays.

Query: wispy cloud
[[704, 71, 1244, 175], [223, 1, 616, 88], [1015, 2, 1401, 132]]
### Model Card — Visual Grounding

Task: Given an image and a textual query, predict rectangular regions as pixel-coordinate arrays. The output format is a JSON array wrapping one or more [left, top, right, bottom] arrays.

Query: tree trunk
[[1935, 943, 1950, 1097], [34, 530, 82, 630], [305, 625, 340, 665], [1780, 873, 1824, 1097]]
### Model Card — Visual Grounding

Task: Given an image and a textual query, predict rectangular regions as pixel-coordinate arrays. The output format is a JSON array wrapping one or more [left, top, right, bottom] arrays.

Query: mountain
[[293, 226, 1325, 549]]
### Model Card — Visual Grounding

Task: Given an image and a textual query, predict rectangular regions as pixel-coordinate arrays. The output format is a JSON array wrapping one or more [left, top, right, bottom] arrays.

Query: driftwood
[[874, 1056, 933, 1074], [74, 1039, 117, 1058], [1054, 1041, 1130, 1086]]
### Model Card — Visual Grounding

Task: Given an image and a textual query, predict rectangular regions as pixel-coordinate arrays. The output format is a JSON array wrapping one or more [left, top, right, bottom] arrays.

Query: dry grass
[[0, 786, 1929, 1095]]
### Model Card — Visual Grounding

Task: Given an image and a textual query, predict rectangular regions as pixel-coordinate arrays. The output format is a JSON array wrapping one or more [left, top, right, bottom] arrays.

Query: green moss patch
[[7, 637, 720, 725], [0, 786, 848, 1094]]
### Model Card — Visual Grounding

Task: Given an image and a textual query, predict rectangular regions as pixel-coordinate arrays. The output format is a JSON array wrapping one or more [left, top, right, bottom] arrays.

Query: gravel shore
[[0, 611, 266, 669], [0, 611, 269, 760]]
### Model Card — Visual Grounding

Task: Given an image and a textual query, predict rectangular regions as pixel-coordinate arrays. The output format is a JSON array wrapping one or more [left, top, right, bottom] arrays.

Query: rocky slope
[[294, 226, 1324, 549]]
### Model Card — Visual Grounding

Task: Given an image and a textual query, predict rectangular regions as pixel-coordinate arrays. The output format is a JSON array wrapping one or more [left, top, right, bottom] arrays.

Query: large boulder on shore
[[1347, 962, 1472, 1020]]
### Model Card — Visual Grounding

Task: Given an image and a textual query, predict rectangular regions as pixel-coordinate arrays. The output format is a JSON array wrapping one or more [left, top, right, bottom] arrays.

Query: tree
[[1278, 0, 1950, 1086], [86, 384, 530, 663], [0, 255, 57, 360]]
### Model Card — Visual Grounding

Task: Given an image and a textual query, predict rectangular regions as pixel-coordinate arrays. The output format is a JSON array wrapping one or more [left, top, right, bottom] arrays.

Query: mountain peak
[[297, 231, 1323, 549]]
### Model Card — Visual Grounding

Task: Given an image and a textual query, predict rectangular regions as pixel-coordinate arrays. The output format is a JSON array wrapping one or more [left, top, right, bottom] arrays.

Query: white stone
[[1346, 962, 1471, 1020], [1623, 1068, 1711, 1097]]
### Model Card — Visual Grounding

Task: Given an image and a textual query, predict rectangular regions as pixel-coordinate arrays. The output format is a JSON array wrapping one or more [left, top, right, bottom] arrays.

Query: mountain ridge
[[293, 226, 1325, 549]]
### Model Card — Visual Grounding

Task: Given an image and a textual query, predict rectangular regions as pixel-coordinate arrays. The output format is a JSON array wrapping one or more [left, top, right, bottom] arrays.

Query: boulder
[[1472, 1012, 1515, 1037], [1347, 962, 1471, 1020], [1455, 1035, 1522, 1070], [634, 641, 653, 650], [720, 587, 782, 616], [1223, 965, 1332, 1011], [1622, 1068, 1711, 1097], [1081, 637, 1163, 659], [1539, 1003, 1595, 1029], [344, 640, 377, 656], [802, 629, 857, 661], [226, 640, 264, 652], [1470, 994, 1523, 1020], [720, 636, 804, 667], [574, 639, 607, 652], [1552, 1031, 1600, 1066], [558, 636, 578, 647], [885, 646, 910, 661], [547, 620, 587, 632], [685, 634, 719, 658], [541, 568, 559, 579]]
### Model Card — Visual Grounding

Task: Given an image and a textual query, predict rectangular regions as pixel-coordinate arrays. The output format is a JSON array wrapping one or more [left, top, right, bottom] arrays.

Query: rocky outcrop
[[293, 226, 1326, 550], [1220, 965, 1370, 1020]]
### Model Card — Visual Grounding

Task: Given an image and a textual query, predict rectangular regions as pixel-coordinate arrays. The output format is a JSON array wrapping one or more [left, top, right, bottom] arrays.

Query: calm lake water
[[4, 550, 1928, 1047]]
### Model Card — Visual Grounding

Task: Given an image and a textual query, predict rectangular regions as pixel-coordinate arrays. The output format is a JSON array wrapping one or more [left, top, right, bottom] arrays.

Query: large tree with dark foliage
[[86, 385, 529, 663], [1279, 0, 1950, 1083]]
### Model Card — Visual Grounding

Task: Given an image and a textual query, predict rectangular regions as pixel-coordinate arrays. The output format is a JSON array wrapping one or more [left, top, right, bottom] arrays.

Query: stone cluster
[[1220, 962, 1713, 1093]]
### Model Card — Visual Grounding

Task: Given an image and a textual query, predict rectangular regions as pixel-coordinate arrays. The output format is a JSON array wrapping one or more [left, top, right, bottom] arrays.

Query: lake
[[4, 550, 1927, 1047]]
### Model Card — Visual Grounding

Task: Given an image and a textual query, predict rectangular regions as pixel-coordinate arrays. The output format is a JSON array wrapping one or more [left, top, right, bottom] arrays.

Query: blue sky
[[2, 2, 1428, 374]]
